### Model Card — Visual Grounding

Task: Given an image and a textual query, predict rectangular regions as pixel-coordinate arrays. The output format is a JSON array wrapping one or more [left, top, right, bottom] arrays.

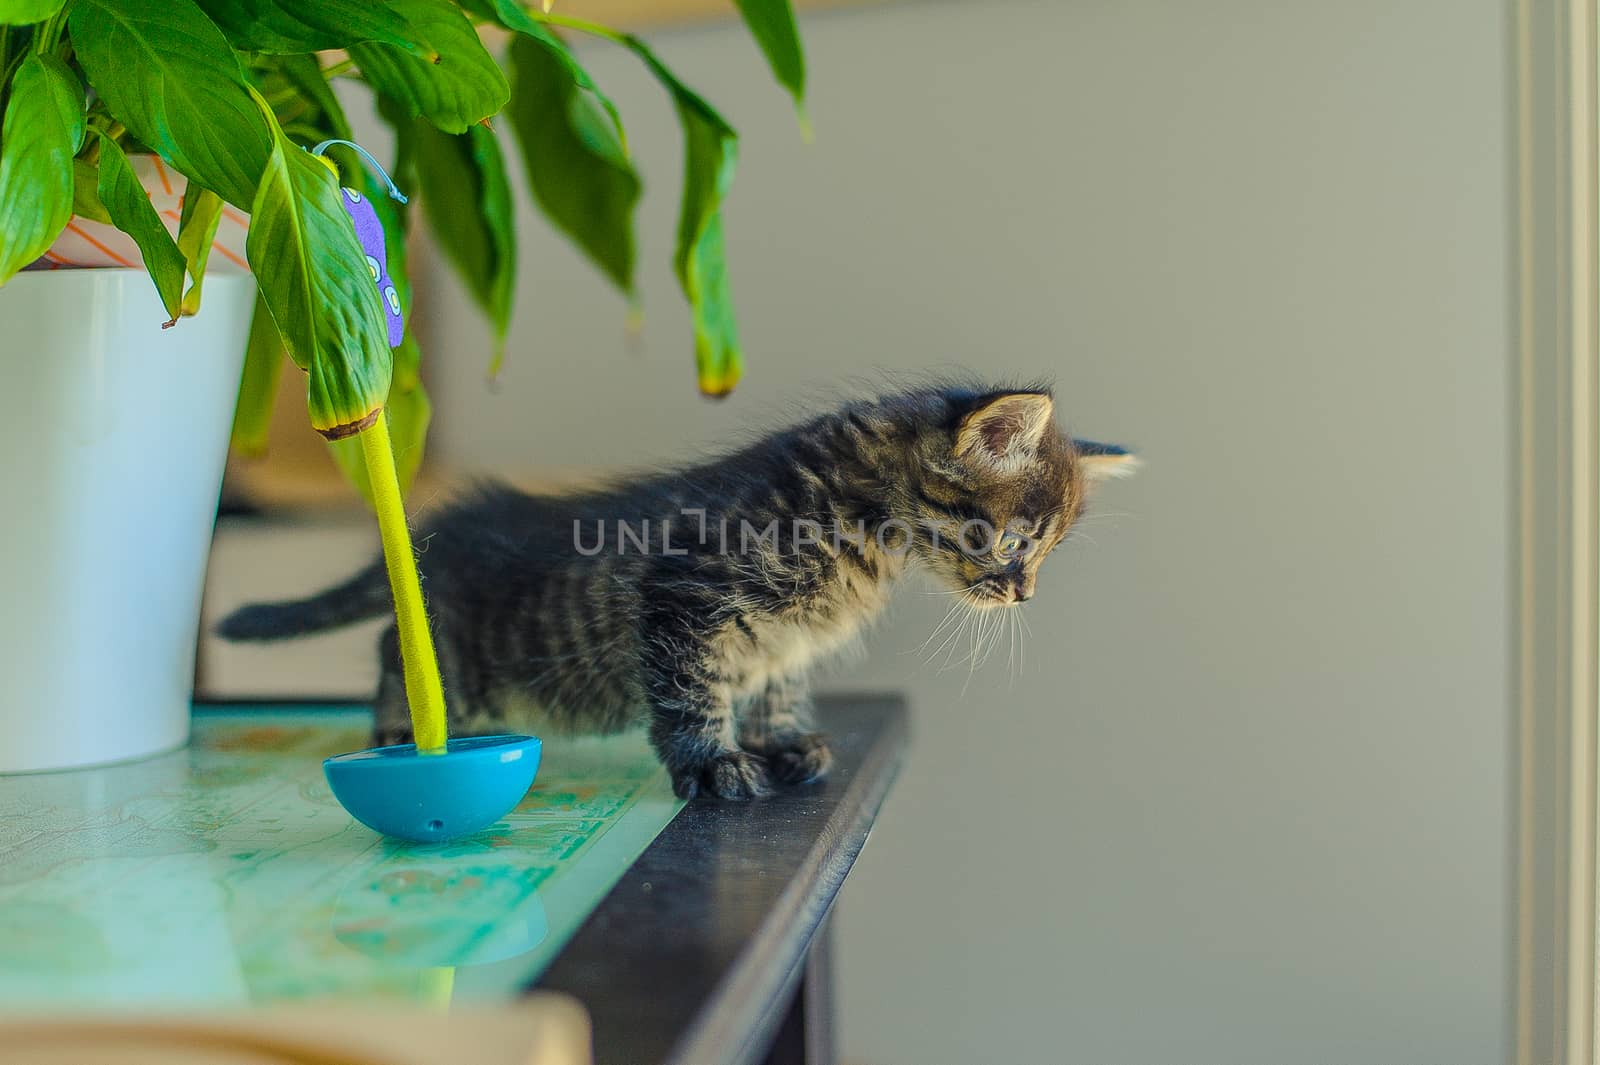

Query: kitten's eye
[[998, 532, 1027, 558]]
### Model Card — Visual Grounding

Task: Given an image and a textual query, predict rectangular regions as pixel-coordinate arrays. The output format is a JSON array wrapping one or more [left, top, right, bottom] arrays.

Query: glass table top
[[0, 706, 682, 1010]]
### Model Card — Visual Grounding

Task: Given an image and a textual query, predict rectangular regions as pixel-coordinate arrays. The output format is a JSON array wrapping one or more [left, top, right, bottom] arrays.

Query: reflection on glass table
[[0, 706, 682, 1009]]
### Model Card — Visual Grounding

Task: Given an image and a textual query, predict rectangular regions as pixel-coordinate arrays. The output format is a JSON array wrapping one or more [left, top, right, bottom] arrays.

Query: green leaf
[[93, 131, 186, 323], [195, 0, 429, 56], [0, 54, 83, 285], [731, 0, 806, 116], [506, 31, 639, 295], [70, 0, 272, 209], [351, 0, 508, 134], [231, 290, 285, 458], [328, 334, 431, 502], [244, 94, 392, 437], [678, 205, 740, 397], [177, 183, 224, 316], [277, 54, 354, 141], [623, 41, 743, 395], [669, 96, 742, 396], [323, 149, 428, 502], [413, 120, 515, 368], [0, 0, 63, 25], [71, 159, 111, 224], [467, 0, 627, 144]]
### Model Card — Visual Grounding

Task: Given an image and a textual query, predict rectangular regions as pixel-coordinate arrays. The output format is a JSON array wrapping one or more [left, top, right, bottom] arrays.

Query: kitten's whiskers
[[910, 599, 967, 659]]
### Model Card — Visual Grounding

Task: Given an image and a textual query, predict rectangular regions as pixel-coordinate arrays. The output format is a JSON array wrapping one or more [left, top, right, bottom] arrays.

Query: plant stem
[[421, 967, 455, 1005], [35, 8, 66, 53], [529, 12, 679, 107], [359, 412, 449, 753], [530, 11, 633, 48]]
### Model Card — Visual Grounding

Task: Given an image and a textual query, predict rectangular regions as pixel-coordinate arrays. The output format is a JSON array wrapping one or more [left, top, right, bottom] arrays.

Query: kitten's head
[[902, 389, 1136, 607]]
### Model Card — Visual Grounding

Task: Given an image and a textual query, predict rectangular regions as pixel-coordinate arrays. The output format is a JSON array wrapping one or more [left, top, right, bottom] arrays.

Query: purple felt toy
[[338, 186, 405, 349]]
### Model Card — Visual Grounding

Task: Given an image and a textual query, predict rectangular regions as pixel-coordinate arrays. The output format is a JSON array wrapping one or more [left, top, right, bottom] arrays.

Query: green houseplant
[[0, 0, 807, 771]]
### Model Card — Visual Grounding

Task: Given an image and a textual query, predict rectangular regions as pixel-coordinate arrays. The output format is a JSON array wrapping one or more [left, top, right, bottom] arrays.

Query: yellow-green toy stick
[[359, 411, 448, 753], [421, 966, 455, 1005]]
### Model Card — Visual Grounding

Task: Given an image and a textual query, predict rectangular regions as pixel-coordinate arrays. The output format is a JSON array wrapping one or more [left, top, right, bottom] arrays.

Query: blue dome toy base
[[323, 734, 542, 843]]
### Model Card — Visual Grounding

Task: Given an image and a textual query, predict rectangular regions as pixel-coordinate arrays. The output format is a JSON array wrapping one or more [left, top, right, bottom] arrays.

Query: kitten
[[218, 384, 1136, 800]]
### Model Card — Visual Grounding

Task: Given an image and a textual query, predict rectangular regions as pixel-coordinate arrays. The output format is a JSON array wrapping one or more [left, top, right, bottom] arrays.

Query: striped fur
[[219, 383, 1133, 800]]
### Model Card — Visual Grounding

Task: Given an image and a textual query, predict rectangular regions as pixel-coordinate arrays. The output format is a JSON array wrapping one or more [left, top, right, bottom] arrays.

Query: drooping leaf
[[506, 31, 639, 295], [0, 0, 63, 25], [351, 0, 507, 134], [622, 42, 743, 395], [231, 290, 285, 457], [467, 0, 627, 143], [195, 0, 429, 56], [0, 54, 83, 284], [177, 183, 224, 316], [70, 0, 272, 209], [326, 163, 429, 502], [413, 120, 515, 368], [244, 94, 392, 437], [71, 159, 111, 224], [311, 141, 416, 323], [731, 0, 806, 116], [94, 131, 186, 323], [678, 205, 740, 397], [329, 334, 431, 502]]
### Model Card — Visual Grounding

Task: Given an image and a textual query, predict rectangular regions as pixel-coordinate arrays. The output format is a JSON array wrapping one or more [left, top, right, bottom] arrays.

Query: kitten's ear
[[1074, 438, 1141, 483], [955, 392, 1055, 472]]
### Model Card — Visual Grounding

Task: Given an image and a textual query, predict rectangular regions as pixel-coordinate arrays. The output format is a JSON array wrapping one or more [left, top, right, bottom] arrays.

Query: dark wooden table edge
[[677, 699, 908, 1065], [532, 693, 910, 1065]]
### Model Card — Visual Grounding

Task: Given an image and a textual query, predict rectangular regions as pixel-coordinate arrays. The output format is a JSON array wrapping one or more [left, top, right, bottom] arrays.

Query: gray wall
[[423, 1, 1513, 1061]]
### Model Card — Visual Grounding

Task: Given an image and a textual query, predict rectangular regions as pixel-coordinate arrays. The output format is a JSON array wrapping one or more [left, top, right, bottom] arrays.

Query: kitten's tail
[[215, 563, 391, 641]]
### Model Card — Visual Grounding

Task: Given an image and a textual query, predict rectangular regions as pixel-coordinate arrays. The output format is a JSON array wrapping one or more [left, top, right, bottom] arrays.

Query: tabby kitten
[[219, 384, 1136, 800]]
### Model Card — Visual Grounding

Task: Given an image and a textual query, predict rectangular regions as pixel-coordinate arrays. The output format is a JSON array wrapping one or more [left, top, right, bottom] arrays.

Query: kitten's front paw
[[763, 733, 833, 786], [673, 750, 771, 801]]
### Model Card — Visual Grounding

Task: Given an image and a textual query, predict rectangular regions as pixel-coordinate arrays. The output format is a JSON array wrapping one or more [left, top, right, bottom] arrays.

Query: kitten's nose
[[1013, 583, 1032, 602]]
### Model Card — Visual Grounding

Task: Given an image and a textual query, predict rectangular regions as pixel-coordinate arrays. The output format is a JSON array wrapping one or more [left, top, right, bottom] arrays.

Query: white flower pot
[[0, 270, 254, 772]]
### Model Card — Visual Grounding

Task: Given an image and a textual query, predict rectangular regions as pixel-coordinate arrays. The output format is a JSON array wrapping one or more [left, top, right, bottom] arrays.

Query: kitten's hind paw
[[673, 750, 771, 801], [764, 733, 833, 786]]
